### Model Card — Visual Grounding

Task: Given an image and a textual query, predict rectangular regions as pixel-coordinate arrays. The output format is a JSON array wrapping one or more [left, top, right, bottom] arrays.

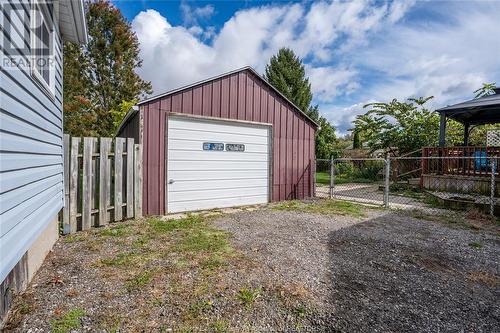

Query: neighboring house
[[117, 67, 318, 215], [0, 0, 87, 321]]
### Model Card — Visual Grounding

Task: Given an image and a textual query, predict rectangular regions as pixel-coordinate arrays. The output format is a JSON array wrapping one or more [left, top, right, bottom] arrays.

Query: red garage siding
[[120, 68, 317, 216]]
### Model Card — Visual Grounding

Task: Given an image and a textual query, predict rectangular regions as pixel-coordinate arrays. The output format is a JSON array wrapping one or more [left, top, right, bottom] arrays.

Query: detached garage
[[117, 67, 318, 215]]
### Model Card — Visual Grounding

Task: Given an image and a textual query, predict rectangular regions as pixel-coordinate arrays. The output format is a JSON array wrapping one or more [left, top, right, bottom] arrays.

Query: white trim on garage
[[166, 114, 272, 213]]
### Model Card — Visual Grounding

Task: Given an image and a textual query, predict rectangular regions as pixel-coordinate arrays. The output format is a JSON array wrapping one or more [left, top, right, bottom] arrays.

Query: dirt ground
[[3, 200, 500, 332]]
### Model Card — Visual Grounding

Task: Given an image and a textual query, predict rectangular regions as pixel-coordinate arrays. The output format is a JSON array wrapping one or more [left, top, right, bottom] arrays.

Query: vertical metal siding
[[0, 0, 64, 283], [139, 69, 316, 215]]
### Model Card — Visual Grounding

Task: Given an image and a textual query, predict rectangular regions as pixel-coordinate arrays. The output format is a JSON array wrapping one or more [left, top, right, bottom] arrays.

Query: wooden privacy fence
[[61, 135, 143, 234]]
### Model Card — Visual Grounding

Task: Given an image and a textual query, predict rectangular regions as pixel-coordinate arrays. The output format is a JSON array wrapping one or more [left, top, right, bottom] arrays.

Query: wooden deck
[[422, 146, 500, 177]]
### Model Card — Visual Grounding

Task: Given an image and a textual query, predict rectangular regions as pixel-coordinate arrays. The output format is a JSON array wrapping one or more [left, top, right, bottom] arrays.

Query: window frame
[[30, 0, 56, 99]]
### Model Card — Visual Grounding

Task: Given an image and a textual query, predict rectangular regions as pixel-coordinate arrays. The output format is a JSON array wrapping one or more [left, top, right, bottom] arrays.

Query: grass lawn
[[272, 199, 374, 218], [316, 171, 376, 185]]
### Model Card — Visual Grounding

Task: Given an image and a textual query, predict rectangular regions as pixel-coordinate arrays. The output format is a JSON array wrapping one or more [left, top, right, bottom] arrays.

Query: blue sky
[[113, 0, 500, 134]]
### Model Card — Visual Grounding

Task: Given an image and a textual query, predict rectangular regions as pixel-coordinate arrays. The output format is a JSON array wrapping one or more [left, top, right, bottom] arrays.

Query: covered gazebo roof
[[436, 88, 500, 146], [437, 88, 500, 125]]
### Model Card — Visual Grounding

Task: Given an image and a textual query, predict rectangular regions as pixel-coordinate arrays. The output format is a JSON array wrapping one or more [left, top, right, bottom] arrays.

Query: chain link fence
[[315, 156, 499, 216]]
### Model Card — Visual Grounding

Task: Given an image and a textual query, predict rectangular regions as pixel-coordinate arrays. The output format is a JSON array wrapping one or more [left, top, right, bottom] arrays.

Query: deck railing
[[422, 146, 500, 177]]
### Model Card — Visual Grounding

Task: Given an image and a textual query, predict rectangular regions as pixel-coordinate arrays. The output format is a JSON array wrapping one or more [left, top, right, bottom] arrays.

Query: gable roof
[[137, 66, 319, 128]]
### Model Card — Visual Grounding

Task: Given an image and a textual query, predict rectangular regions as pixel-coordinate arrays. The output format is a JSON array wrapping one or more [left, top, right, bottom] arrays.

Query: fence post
[[329, 157, 334, 199], [384, 155, 391, 208], [490, 158, 496, 217]]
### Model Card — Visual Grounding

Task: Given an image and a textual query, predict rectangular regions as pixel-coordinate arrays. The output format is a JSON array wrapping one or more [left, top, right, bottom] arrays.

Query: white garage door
[[167, 116, 270, 213]]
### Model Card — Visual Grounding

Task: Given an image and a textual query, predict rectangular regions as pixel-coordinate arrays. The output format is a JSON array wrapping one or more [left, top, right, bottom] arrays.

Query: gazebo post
[[463, 122, 470, 146], [439, 113, 446, 147]]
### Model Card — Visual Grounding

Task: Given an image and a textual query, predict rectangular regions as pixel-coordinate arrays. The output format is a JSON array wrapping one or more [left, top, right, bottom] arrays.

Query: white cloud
[[130, 1, 500, 134], [132, 1, 409, 95], [306, 65, 359, 103], [180, 1, 215, 26]]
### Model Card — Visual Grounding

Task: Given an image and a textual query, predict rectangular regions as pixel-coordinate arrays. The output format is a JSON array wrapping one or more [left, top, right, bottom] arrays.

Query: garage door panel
[[169, 150, 268, 162], [167, 116, 270, 213], [169, 128, 269, 145], [169, 169, 268, 180], [168, 139, 269, 153], [168, 160, 268, 171], [170, 119, 269, 137], [170, 178, 268, 191], [170, 187, 267, 202], [169, 195, 268, 213]]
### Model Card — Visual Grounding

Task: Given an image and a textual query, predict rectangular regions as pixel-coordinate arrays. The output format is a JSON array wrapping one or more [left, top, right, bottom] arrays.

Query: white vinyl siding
[[0, 0, 64, 283], [167, 116, 270, 213]]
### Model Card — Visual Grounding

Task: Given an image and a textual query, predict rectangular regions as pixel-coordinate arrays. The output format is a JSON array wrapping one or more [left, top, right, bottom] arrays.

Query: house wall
[[135, 69, 316, 216], [0, 1, 64, 284]]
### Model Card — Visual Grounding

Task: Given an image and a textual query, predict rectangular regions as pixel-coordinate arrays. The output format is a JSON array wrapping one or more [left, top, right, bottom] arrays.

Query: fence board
[[99, 138, 112, 225], [114, 138, 124, 221], [134, 143, 143, 218], [68, 137, 80, 234], [62, 134, 70, 233], [91, 138, 98, 227], [126, 138, 134, 218], [82, 138, 94, 230]]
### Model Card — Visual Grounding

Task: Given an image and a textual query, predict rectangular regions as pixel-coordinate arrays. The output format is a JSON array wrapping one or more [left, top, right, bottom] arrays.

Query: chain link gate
[[315, 157, 388, 206], [315, 156, 499, 217]]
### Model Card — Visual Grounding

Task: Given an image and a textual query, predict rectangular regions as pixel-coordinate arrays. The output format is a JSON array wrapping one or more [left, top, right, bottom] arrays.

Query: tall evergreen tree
[[63, 0, 152, 136], [264, 48, 337, 158], [264, 48, 314, 118]]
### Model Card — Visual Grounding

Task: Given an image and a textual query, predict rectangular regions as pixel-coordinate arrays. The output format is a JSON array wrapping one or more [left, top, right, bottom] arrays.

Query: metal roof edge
[[137, 66, 319, 128]]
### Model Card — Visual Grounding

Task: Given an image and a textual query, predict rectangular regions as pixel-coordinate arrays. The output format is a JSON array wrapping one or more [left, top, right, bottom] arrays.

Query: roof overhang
[[58, 0, 88, 44], [436, 92, 500, 126]]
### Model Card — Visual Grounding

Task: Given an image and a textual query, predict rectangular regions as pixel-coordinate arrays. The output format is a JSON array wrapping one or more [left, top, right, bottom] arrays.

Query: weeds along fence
[[61, 135, 143, 234], [315, 156, 500, 216]]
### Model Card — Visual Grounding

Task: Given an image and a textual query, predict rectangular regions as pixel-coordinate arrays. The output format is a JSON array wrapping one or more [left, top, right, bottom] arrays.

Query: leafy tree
[[353, 97, 441, 154], [473, 82, 496, 99], [63, 42, 95, 136], [110, 99, 137, 130], [63, 0, 151, 136], [316, 117, 337, 159], [264, 48, 337, 158]]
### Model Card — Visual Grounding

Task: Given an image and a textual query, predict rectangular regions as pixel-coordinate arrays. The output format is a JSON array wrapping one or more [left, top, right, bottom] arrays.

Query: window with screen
[[31, 1, 54, 94]]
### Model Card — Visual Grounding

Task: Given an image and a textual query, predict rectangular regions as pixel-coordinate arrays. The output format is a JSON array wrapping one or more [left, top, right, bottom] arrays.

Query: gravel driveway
[[214, 208, 500, 332], [4, 202, 499, 332]]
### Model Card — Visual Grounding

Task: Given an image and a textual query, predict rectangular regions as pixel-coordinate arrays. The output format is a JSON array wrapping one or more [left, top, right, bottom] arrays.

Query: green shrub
[[335, 162, 354, 178], [352, 160, 384, 181]]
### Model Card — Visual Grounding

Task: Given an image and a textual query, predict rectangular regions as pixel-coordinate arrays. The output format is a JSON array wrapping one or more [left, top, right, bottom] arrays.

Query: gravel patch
[[214, 208, 500, 332]]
